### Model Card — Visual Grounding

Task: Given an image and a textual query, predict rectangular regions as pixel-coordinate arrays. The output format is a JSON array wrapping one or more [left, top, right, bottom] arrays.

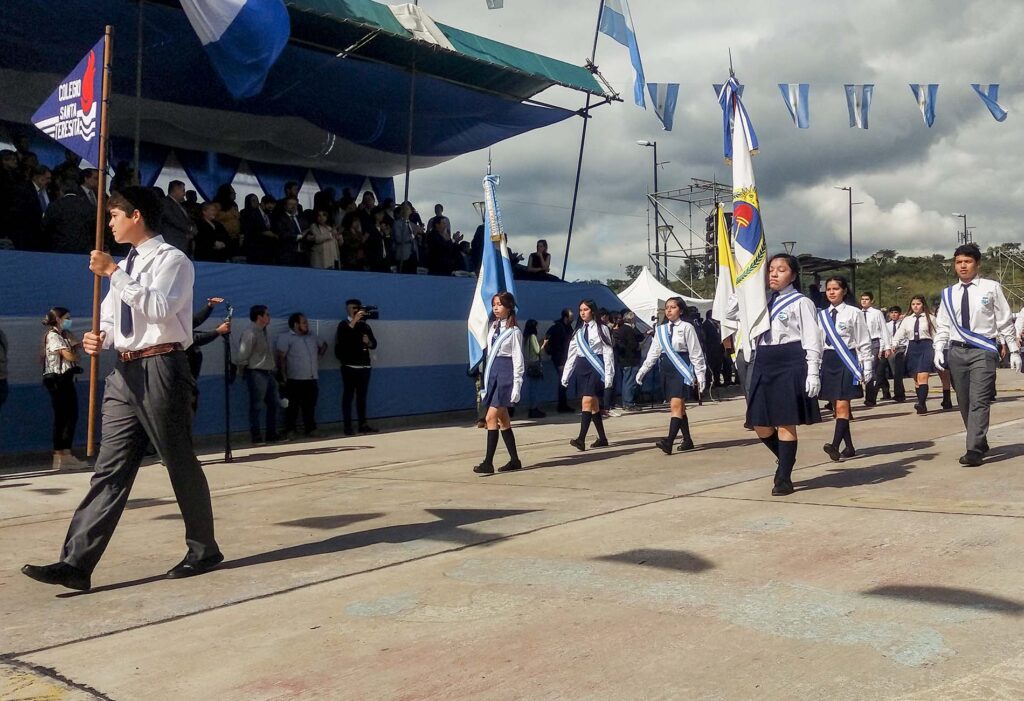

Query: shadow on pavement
[[863, 585, 1024, 615], [525, 446, 647, 470], [230, 446, 372, 463], [839, 441, 934, 460], [850, 411, 906, 423], [595, 548, 714, 573], [57, 574, 168, 598], [797, 454, 931, 491], [982, 443, 1024, 464], [277, 513, 386, 530], [30, 487, 70, 495]]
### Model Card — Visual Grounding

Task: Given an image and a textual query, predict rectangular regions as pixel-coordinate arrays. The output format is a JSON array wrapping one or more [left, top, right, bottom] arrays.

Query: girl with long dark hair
[[561, 298, 615, 450], [893, 294, 937, 414], [817, 275, 873, 462], [474, 292, 525, 474], [41, 307, 88, 471], [636, 297, 707, 453], [747, 253, 822, 495]]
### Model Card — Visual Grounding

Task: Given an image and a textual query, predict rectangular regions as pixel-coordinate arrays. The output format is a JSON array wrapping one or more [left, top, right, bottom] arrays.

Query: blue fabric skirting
[[483, 356, 514, 408], [572, 356, 604, 398], [820, 349, 864, 401], [905, 339, 935, 376], [746, 342, 821, 427], [660, 354, 696, 401]]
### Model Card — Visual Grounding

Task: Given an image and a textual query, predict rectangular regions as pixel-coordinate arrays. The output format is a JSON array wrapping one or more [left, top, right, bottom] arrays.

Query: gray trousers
[[61, 352, 219, 574], [865, 339, 885, 401], [947, 345, 997, 454], [884, 351, 907, 400]]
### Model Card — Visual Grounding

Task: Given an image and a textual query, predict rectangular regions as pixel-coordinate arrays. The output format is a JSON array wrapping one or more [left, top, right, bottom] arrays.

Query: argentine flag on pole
[[467, 174, 517, 370], [778, 83, 810, 128], [181, 0, 290, 100], [719, 76, 769, 346], [909, 84, 939, 127], [599, 0, 646, 108], [647, 83, 679, 130], [844, 84, 874, 129], [971, 84, 1008, 122]]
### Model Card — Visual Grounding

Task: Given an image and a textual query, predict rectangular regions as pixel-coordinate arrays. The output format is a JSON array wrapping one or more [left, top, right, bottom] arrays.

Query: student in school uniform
[[747, 253, 822, 496], [561, 298, 615, 451], [934, 244, 1022, 466], [817, 276, 873, 462], [636, 296, 707, 454], [892, 295, 937, 415], [474, 292, 525, 474], [883, 306, 907, 403], [859, 291, 894, 406]]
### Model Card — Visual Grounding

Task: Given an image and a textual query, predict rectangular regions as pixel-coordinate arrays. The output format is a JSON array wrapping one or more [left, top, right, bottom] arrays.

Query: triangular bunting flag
[[971, 84, 1008, 122], [778, 83, 810, 128], [844, 84, 874, 129], [646, 83, 679, 131], [909, 84, 939, 127]]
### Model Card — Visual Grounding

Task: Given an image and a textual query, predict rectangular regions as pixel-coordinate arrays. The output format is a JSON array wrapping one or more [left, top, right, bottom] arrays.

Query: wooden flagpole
[[86, 25, 114, 458]]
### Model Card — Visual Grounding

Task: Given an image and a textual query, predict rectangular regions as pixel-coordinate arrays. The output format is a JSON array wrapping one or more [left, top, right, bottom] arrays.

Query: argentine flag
[[844, 84, 874, 129], [181, 0, 290, 100], [778, 83, 810, 129], [647, 83, 679, 131], [909, 84, 939, 127], [599, 0, 646, 108], [468, 174, 517, 370], [971, 84, 1008, 122]]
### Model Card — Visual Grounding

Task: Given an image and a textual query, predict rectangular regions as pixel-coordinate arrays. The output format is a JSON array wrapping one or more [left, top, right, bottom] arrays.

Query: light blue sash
[[942, 285, 998, 352], [482, 327, 516, 396], [655, 323, 696, 385], [575, 328, 606, 375], [819, 308, 862, 385], [770, 291, 803, 322]]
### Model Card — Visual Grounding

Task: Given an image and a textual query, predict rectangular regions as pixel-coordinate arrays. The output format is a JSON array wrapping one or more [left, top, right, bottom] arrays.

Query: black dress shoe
[[958, 451, 983, 467], [590, 438, 609, 449], [978, 439, 990, 455], [497, 459, 522, 472], [840, 446, 857, 459], [655, 438, 672, 455], [569, 438, 586, 451], [473, 461, 495, 474], [823, 443, 843, 462], [358, 424, 378, 433], [21, 562, 91, 591], [166, 552, 225, 580], [771, 480, 794, 496], [677, 439, 695, 451], [915, 404, 927, 415], [941, 400, 953, 410], [893, 397, 906, 403], [863, 400, 877, 408]]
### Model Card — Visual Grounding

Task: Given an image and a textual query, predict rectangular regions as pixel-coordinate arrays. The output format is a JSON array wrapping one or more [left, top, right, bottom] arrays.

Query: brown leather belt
[[119, 342, 183, 362]]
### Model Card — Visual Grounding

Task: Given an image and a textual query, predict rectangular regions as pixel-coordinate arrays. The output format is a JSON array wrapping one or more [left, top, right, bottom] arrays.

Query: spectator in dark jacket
[[544, 308, 575, 412], [187, 297, 231, 412], [44, 177, 95, 253], [334, 299, 378, 435], [194, 202, 234, 262], [614, 311, 645, 410]]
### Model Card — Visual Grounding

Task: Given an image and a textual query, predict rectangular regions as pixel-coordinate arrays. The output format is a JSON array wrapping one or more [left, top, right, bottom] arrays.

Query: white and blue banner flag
[[32, 36, 104, 166], [971, 84, 1008, 122], [181, 0, 290, 100], [718, 77, 758, 163], [468, 174, 517, 370], [647, 83, 679, 131], [713, 83, 744, 99], [909, 83, 939, 127], [599, 0, 646, 108], [844, 84, 874, 129], [778, 83, 810, 128]]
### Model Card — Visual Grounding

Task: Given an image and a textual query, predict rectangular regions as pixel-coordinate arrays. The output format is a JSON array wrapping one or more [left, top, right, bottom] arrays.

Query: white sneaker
[[606, 409, 621, 417], [54, 453, 91, 472]]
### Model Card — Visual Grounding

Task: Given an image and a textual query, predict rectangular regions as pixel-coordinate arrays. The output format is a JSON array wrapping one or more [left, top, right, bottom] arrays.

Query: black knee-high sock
[[667, 416, 682, 442], [759, 430, 779, 457], [679, 415, 692, 443], [842, 419, 854, 450], [916, 384, 928, 407], [577, 412, 593, 441], [942, 388, 951, 403], [484, 429, 499, 465], [592, 411, 607, 441], [500, 427, 519, 461], [831, 418, 847, 448], [777, 439, 798, 482]]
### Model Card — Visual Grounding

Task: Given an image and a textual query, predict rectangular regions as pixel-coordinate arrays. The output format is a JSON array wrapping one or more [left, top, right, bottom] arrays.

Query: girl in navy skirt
[[893, 294, 936, 415], [636, 296, 707, 454], [561, 298, 615, 451], [817, 276, 873, 462], [474, 292, 525, 474], [747, 253, 822, 496]]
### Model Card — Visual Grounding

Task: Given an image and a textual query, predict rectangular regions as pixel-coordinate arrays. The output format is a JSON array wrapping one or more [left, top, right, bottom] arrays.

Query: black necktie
[[491, 322, 501, 345], [960, 283, 972, 330], [769, 291, 780, 309], [584, 324, 590, 345], [120, 248, 138, 338], [913, 315, 920, 341], [668, 321, 674, 342], [892, 320, 898, 334], [826, 308, 838, 347]]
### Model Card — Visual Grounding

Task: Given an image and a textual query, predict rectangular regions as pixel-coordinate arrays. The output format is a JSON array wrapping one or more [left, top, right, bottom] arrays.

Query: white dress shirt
[[860, 306, 893, 350], [485, 321, 525, 396], [887, 317, 908, 352], [1015, 306, 1024, 341], [637, 319, 707, 381], [758, 285, 823, 376], [818, 302, 873, 365], [892, 313, 935, 345], [562, 320, 615, 387], [934, 277, 1020, 352], [100, 235, 194, 352]]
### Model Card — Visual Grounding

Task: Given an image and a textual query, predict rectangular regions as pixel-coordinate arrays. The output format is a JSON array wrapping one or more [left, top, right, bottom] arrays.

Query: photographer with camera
[[335, 298, 378, 435]]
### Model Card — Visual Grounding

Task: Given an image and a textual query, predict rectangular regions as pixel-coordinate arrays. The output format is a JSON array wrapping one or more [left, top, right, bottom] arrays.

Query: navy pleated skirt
[[820, 349, 864, 401], [746, 342, 821, 427], [660, 355, 696, 401], [904, 339, 935, 375], [573, 356, 604, 398], [483, 356, 514, 408]]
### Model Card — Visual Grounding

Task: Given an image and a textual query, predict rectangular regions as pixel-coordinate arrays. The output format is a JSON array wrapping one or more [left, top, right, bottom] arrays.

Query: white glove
[[1011, 352, 1023, 372], [510, 388, 521, 405], [635, 372, 646, 386], [933, 347, 946, 370], [696, 377, 706, 395], [861, 363, 873, 386], [604, 380, 614, 390], [805, 374, 820, 398], [560, 378, 569, 388]]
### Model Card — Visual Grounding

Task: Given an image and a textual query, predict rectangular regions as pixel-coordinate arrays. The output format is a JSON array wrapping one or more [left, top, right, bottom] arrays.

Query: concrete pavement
[[2, 374, 1024, 700]]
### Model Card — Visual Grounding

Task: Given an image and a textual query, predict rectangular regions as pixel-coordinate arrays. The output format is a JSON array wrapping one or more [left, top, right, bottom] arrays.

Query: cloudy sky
[[392, 0, 1024, 283]]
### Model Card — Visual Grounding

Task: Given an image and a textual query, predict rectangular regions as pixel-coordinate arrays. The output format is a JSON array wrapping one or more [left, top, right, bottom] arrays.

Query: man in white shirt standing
[[22, 187, 222, 591], [934, 243, 1022, 466], [859, 291, 894, 406]]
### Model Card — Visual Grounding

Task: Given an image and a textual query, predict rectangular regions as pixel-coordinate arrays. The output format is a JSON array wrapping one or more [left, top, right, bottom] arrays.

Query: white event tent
[[618, 268, 713, 325]]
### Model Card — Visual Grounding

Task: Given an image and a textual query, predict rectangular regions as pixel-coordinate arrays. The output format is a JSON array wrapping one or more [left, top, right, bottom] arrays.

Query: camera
[[359, 305, 380, 320]]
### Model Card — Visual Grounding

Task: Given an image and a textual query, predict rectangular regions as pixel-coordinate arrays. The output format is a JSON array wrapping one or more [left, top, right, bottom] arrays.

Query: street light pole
[[835, 186, 860, 294], [952, 212, 968, 245], [638, 140, 662, 282]]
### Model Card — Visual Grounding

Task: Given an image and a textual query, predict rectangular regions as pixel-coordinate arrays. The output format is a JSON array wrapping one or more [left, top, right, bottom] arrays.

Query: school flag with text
[[467, 173, 517, 370], [718, 76, 769, 345], [31, 36, 105, 166]]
